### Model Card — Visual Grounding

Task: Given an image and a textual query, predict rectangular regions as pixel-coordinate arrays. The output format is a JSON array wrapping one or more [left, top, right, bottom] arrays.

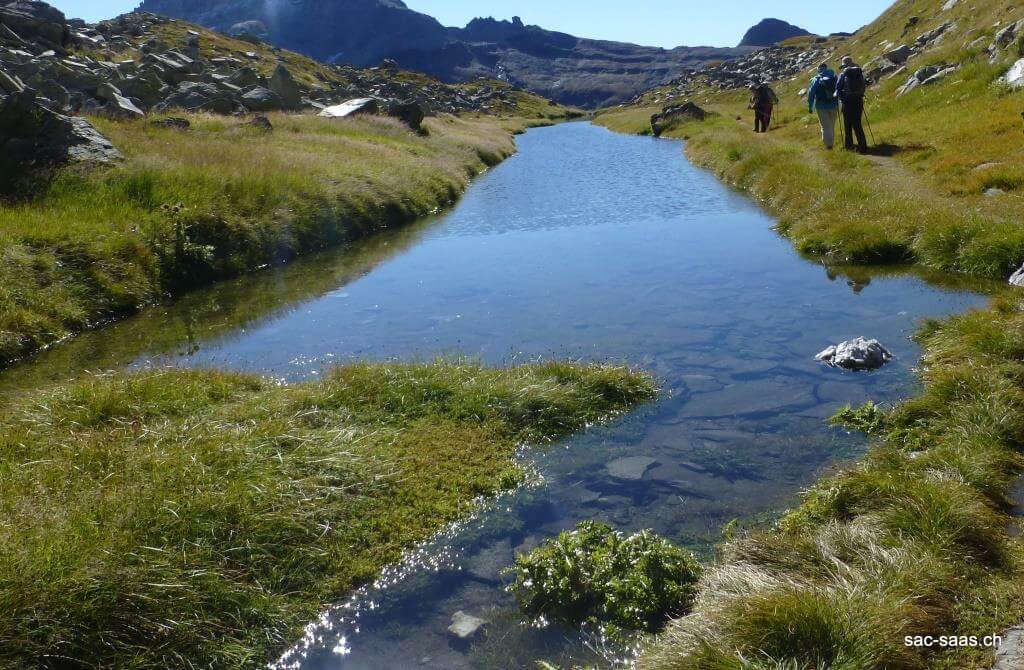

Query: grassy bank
[[593, 3, 1024, 667], [0, 359, 655, 668], [0, 107, 573, 370]]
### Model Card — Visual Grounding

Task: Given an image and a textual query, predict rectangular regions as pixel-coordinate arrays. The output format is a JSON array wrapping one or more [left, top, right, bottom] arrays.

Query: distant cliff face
[[134, 0, 749, 108], [738, 18, 813, 47]]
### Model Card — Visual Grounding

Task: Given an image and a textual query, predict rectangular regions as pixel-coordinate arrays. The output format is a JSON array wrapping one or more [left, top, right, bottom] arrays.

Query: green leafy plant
[[830, 400, 887, 435], [507, 522, 702, 633]]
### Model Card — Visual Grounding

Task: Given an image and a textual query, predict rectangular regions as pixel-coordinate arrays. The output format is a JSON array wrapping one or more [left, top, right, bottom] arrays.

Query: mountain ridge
[[133, 0, 751, 107]]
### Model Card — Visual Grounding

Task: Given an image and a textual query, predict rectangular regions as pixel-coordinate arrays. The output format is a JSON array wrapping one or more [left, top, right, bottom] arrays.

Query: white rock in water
[[606, 456, 658, 481], [448, 611, 487, 640], [1002, 58, 1024, 88], [816, 337, 893, 370], [319, 97, 379, 118]]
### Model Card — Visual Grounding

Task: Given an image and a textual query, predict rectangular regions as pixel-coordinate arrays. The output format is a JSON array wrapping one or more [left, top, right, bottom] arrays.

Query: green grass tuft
[[0, 359, 656, 669]]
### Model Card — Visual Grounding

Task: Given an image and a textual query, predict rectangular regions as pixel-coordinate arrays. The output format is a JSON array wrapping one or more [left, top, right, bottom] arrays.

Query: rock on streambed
[[816, 337, 893, 371]]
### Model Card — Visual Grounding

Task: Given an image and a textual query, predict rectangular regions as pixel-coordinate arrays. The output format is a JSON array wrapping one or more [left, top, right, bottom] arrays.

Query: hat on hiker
[[818, 61, 829, 71], [841, 55, 855, 66]]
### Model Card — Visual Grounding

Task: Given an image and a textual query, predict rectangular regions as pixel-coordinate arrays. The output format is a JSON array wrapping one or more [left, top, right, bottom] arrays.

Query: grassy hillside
[[595, 1, 1024, 668], [0, 112, 521, 369], [0, 360, 655, 668]]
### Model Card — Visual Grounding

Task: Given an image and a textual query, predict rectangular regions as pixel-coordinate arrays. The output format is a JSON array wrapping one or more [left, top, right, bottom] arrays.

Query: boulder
[[319, 97, 379, 119], [0, 88, 120, 194], [884, 44, 913, 65], [117, 70, 164, 109], [1002, 59, 1024, 88], [268, 64, 302, 110], [447, 611, 487, 640], [815, 337, 893, 371], [651, 101, 707, 137], [385, 99, 423, 130], [240, 86, 281, 112], [150, 116, 189, 130], [0, 0, 68, 48], [1009, 263, 1024, 287], [156, 81, 237, 114], [248, 114, 272, 132], [96, 81, 144, 119]]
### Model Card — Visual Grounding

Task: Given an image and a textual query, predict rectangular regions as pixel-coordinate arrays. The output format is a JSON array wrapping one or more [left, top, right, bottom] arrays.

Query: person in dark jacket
[[748, 81, 779, 133], [835, 55, 868, 153]]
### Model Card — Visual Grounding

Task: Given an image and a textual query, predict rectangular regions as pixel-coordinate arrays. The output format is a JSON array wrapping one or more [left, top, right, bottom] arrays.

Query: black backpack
[[814, 74, 837, 105], [843, 67, 867, 99]]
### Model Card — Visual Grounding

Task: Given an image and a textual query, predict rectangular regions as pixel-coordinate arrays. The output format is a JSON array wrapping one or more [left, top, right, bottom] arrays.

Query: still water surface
[[0, 122, 988, 669]]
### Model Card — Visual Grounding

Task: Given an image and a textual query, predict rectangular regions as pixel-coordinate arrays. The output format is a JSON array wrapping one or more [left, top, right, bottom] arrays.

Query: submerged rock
[[447, 611, 487, 640], [815, 337, 893, 371], [606, 456, 658, 481]]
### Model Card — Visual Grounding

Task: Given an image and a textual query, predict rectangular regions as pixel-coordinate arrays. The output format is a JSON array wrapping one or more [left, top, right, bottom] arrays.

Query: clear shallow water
[[0, 122, 988, 669]]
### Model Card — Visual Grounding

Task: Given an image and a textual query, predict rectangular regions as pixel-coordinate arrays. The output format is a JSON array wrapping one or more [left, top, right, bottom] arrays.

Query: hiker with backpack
[[748, 81, 779, 133], [835, 55, 868, 153], [807, 62, 839, 149]]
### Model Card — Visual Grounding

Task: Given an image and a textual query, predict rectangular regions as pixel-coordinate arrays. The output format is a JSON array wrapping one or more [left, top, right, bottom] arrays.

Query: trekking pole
[[863, 108, 877, 146]]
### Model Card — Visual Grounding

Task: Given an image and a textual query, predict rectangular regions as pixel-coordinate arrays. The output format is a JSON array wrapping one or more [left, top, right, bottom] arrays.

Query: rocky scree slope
[[0, 1, 554, 190], [133, 0, 751, 108]]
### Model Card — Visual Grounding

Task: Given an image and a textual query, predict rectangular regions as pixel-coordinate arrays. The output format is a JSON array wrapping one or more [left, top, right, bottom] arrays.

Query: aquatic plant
[[507, 522, 702, 634], [830, 400, 887, 435]]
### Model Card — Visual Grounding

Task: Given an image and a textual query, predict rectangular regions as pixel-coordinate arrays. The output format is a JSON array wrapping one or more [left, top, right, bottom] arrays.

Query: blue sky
[[49, 0, 892, 48]]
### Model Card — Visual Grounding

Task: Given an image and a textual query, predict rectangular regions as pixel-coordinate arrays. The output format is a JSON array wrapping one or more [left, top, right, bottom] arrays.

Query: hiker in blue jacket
[[807, 62, 839, 149]]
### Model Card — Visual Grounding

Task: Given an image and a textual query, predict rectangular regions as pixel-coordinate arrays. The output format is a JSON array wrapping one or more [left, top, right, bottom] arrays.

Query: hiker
[[835, 55, 868, 153], [807, 62, 839, 149], [748, 81, 778, 133]]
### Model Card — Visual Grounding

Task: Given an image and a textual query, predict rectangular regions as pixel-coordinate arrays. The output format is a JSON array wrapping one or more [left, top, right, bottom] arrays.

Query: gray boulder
[[816, 337, 893, 371], [884, 44, 913, 64], [0, 0, 68, 49], [96, 82, 144, 119], [651, 101, 707, 137], [117, 70, 164, 109], [0, 88, 120, 194], [385, 99, 424, 130], [268, 63, 302, 110], [241, 86, 281, 112], [156, 81, 237, 114]]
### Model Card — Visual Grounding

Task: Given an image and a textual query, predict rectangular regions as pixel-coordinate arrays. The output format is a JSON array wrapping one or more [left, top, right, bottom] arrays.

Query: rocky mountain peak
[[739, 18, 813, 47]]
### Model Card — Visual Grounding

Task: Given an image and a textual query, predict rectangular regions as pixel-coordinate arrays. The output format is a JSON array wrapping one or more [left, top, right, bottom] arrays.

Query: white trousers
[[817, 107, 839, 149]]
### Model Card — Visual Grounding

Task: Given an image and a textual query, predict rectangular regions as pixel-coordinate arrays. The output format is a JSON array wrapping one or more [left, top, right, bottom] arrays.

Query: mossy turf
[[0, 359, 656, 669]]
